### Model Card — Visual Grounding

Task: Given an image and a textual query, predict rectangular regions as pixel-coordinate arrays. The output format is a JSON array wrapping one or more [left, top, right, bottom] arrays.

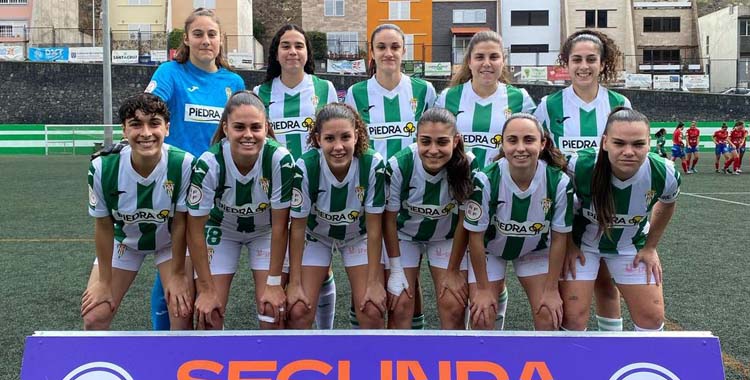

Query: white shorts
[[398, 239, 468, 270], [302, 236, 377, 268], [206, 228, 289, 275], [562, 250, 657, 285], [468, 250, 550, 283], [93, 241, 172, 272]]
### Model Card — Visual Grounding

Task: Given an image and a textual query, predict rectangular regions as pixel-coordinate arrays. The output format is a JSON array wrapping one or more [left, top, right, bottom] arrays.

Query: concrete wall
[[2, 61, 749, 124], [501, 0, 561, 66], [699, 6, 743, 92], [431, 1, 496, 63]]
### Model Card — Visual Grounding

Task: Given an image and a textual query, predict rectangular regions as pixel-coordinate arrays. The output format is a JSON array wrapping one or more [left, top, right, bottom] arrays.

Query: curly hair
[[118, 93, 170, 124], [558, 29, 621, 84], [264, 24, 316, 83], [450, 30, 511, 87], [308, 103, 370, 157], [174, 8, 232, 70]]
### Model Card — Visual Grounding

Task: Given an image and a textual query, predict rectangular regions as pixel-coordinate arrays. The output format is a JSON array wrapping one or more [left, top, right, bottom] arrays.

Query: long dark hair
[[655, 128, 666, 138], [175, 8, 231, 70], [264, 24, 316, 83], [591, 107, 650, 234], [308, 103, 370, 157], [212, 90, 275, 145], [558, 29, 621, 84], [494, 113, 567, 171], [368, 24, 405, 77], [417, 108, 472, 203]]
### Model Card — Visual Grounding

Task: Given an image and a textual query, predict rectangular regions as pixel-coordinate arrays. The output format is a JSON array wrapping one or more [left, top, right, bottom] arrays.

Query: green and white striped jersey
[[345, 74, 437, 159], [464, 159, 573, 261], [291, 148, 386, 243], [186, 138, 295, 238], [534, 86, 630, 154], [254, 74, 338, 159], [568, 148, 681, 256], [386, 143, 479, 242], [88, 143, 193, 251], [436, 82, 536, 169]]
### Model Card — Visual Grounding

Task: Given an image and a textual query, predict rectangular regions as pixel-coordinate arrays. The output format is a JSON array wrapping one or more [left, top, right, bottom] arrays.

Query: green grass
[[0, 155, 749, 380]]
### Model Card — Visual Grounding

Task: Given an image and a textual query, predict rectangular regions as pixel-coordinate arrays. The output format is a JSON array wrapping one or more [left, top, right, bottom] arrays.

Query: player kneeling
[[82, 93, 194, 330]]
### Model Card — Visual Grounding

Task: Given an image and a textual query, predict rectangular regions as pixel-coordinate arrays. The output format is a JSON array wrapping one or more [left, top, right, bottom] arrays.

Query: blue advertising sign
[[21, 331, 724, 380], [28, 47, 69, 62]]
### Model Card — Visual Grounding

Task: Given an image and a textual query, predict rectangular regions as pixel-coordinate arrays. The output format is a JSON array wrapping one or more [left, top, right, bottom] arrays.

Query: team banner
[[0, 45, 24, 61], [327, 59, 366, 74], [21, 331, 724, 380], [28, 47, 69, 62]]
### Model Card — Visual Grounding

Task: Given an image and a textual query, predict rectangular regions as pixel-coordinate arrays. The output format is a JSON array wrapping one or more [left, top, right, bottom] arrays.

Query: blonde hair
[[450, 31, 511, 86]]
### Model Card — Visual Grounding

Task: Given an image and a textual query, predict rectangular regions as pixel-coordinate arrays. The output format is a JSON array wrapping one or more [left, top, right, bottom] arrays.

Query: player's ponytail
[[212, 91, 275, 145], [592, 107, 650, 235], [417, 108, 472, 203], [494, 113, 567, 171]]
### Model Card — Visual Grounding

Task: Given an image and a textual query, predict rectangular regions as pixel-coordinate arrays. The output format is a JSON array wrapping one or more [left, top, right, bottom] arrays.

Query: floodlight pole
[[102, 0, 113, 145]]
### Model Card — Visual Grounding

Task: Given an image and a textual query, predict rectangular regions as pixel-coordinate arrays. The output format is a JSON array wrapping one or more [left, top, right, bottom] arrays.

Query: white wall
[[501, 0, 561, 66], [698, 6, 738, 92]]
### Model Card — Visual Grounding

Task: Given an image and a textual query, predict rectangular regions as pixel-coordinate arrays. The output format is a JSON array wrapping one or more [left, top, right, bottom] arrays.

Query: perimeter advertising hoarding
[[21, 331, 723, 380]]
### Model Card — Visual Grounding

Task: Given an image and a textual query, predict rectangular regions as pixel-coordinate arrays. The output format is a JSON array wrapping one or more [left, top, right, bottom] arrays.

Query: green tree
[[168, 28, 184, 50], [308, 31, 328, 61]]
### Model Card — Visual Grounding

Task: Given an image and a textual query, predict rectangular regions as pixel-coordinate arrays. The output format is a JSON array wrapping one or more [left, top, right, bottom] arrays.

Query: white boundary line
[[686, 192, 750, 195], [681, 192, 750, 206]]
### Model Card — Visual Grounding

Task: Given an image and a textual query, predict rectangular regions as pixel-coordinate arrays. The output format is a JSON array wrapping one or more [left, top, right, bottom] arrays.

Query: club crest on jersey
[[410, 98, 418, 113], [504, 107, 512, 118], [145, 80, 157, 93], [645, 189, 656, 205], [225, 87, 232, 100], [311, 94, 319, 108], [116, 243, 126, 259], [113, 208, 170, 224], [493, 219, 550, 236], [355, 186, 365, 203], [187, 184, 203, 206], [465, 200, 483, 222], [541, 198, 552, 214], [88, 185, 98, 207], [163, 180, 174, 199], [217, 201, 270, 216], [314, 206, 361, 225], [462, 133, 503, 149], [367, 121, 416, 140], [291, 188, 304, 208], [260, 177, 270, 194]]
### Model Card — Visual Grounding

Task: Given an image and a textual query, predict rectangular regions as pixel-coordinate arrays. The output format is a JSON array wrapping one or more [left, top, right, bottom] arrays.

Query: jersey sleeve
[[145, 63, 174, 102], [659, 161, 681, 204], [175, 152, 196, 213], [365, 153, 386, 214], [290, 158, 311, 218], [434, 88, 447, 108], [520, 88, 537, 114], [344, 86, 356, 110], [385, 156, 403, 212], [271, 148, 295, 209], [425, 81, 438, 108], [533, 96, 551, 134], [252, 84, 261, 95], [327, 81, 338, 104], [88, 159, 109, 218], [186, 153, 219, 217], [552, 174, 574, 233], [623, 96, 632, 109], [463, 171, 491, 232]]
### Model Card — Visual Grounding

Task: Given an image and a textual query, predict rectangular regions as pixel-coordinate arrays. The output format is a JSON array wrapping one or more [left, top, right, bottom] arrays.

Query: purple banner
[[21, 331, 723, 380]]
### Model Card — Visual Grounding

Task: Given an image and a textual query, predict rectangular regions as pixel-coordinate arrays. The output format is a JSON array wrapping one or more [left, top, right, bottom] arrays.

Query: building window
[[510, 10, 549, 26], [453, 9, 486, 24], [128, 0, 151, 4], [453, 35, 471, 64], [129, 24, 152, 41], [741, 19, 750, 36], [643, 49, 680, 64], [643, 17, 680, 32], [0, 20, 26, 38], [193, 0, 215, 9], [389, 1, 410, 20], [404, 34, 414, 60], [325, 0, 344, 16], [0, 0, 28, 4], [585, 10, 608, 28], [510, 44, 549, 53], [327, 32, 359, 55]]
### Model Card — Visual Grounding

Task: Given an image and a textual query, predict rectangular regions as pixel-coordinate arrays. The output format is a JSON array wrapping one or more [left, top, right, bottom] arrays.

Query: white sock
[[596, 314, 624, 331], [314, 273, 336, 329], [494, 287, 509, 330], [634, 322, 664, 332]]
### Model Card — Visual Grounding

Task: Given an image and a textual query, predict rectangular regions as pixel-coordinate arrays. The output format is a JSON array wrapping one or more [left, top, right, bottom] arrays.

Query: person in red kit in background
[[671, 122, 688, 174], [730, 121, 747, 174], [685, 121, 700, 174], [713, 123, 737, 174]]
